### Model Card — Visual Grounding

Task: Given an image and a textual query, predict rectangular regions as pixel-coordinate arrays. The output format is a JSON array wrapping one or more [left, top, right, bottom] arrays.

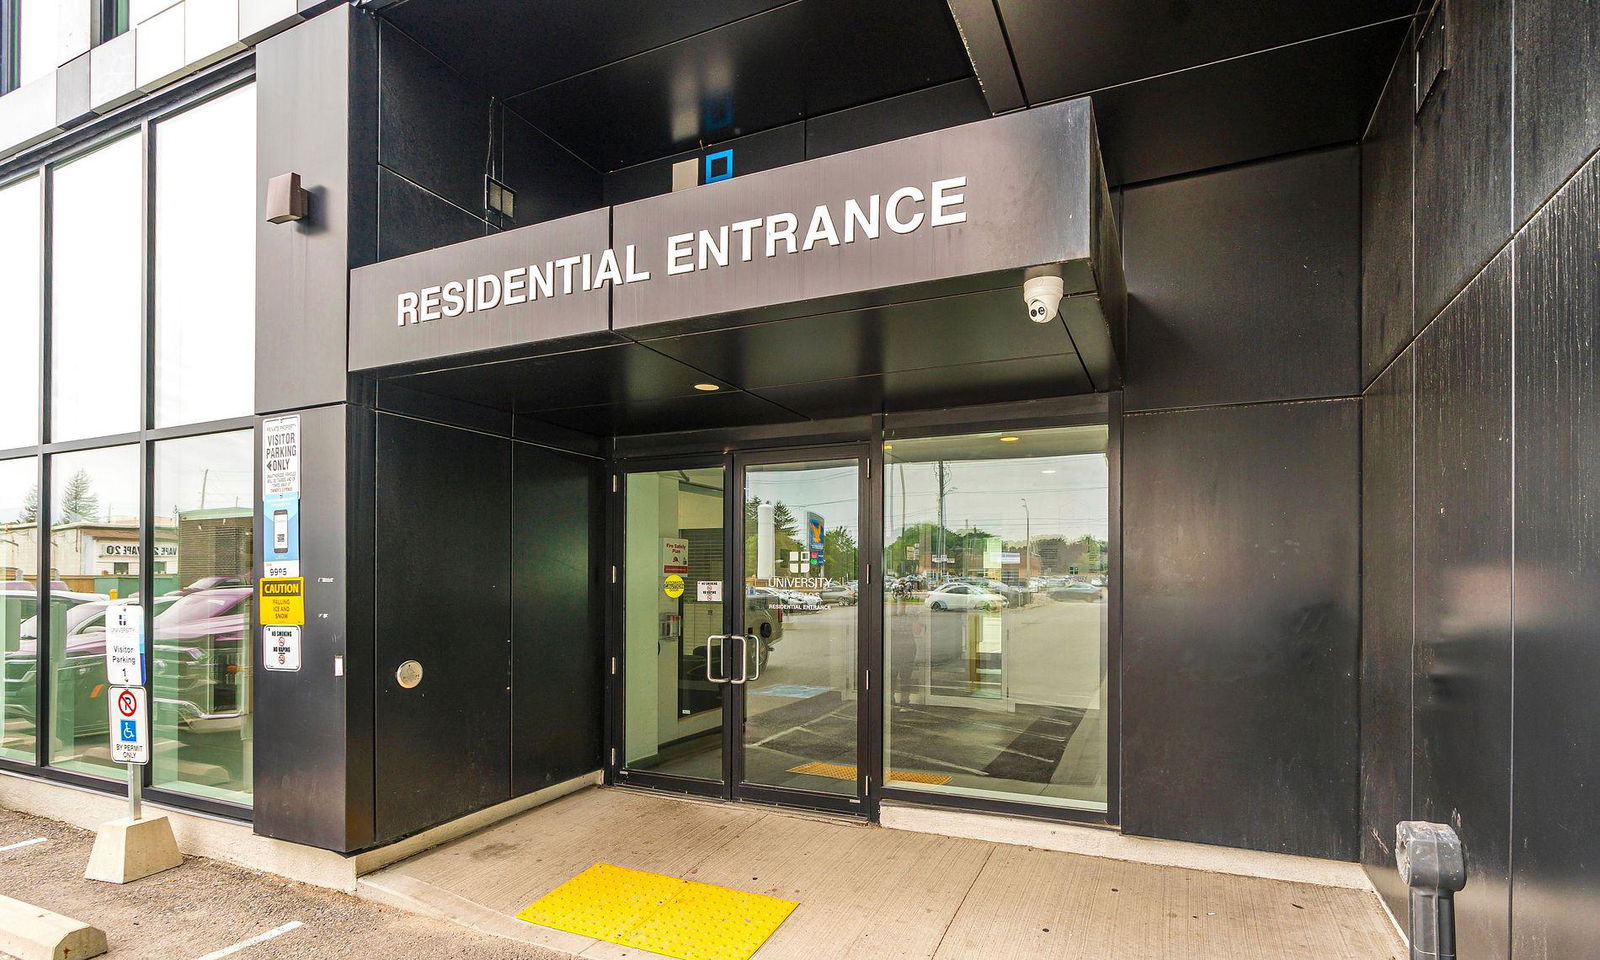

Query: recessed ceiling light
[[1041, 469, 1057, 474], [693, 383, 721, 391], [999, 435, 1020, 443], [882, 443, 893, 451]]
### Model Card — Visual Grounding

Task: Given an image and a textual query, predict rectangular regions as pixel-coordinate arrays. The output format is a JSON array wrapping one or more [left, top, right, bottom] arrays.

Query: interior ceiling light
[[693, 383, 721, 391], [1000, 435, 1020, 442], [1041, 469, 1057, 474]]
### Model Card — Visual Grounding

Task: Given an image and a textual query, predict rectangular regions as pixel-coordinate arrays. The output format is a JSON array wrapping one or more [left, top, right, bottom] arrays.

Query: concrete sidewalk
[[360, 787, 1406, 960], [0, 806, 563, 960]]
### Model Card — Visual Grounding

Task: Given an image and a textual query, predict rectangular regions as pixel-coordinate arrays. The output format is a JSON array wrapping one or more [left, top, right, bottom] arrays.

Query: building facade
[[0, 1, 1596, 955]]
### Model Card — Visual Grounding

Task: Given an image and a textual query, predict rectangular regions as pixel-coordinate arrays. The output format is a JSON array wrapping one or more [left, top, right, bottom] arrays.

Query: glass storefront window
[[17, 0, 61, 88], [0, 457, 40, 762], [52, 134, 144, 443], [0, 176, 41, 450], [47, 444, 140, 777], [150, 431, 254, 804], [883, 425, 1110, 812], [154, 85, 257, 427]]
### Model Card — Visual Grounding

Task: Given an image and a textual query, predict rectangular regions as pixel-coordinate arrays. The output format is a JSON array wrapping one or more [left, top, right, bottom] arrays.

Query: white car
[[923, 583, 1005, 612]]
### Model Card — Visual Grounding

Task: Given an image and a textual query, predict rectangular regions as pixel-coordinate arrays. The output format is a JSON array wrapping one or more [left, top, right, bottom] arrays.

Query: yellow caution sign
[[258, 578, 305, 625], [663, 574, 685, 599]]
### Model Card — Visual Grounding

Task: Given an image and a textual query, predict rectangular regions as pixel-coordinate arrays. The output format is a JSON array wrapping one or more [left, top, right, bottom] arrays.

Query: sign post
[[87, 608, 180, 884]]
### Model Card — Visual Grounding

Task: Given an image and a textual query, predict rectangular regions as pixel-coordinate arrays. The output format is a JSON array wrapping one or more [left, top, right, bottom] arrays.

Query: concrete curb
[[0, 893, 108, 960]]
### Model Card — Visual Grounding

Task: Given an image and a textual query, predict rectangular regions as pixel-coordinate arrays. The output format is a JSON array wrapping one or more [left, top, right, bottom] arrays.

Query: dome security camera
[[1023, 273, 1065, 324]]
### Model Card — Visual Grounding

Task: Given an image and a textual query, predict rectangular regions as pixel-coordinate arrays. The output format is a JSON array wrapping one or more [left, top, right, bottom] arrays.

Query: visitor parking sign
[[109, 686, 148, 765]]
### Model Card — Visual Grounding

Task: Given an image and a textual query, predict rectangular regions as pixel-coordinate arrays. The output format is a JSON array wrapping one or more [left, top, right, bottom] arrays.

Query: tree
[[18, 483, 38, 523], [58, 469, 99, 524], [823, 527, 858, 577]]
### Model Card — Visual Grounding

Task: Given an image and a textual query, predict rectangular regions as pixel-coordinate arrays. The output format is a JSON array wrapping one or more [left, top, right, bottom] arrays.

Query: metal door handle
[[706, 635, 730, 683], [745, 633, 762, 682], [730, 634, 748, 685]]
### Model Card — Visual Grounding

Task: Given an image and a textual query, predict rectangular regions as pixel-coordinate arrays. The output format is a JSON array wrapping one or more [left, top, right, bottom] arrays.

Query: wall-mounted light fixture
[[265, 172, 309, 224]]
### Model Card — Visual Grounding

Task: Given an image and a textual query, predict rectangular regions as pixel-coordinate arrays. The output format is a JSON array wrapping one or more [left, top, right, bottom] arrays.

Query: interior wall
[[1357, 0, 1600, 954], [1116, 146, 1361, 859]]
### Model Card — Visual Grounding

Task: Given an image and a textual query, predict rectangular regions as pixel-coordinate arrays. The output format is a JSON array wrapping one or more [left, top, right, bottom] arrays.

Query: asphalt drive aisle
[[0, 806, 564, 959]]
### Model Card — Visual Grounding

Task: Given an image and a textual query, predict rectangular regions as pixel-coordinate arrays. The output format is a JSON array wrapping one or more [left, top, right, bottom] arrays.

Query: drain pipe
[[1395, 821, 1466, 960]]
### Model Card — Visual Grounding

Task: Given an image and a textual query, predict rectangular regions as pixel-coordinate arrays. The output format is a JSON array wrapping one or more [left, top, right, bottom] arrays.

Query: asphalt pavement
[[0, 805, 562, 960]]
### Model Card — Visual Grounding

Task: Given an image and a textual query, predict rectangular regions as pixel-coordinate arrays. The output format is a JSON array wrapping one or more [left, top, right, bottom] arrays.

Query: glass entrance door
[[615, 446, 872, 814], [733, 451, 867, 811]]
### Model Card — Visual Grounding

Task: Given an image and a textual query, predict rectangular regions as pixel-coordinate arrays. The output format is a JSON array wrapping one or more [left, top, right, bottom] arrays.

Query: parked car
[[923, 583, 1004, 612], [1046, 581, 1103, 602], [819, 583, 857, 605]]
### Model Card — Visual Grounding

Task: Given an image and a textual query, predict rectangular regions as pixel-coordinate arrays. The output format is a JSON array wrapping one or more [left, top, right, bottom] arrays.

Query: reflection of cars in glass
[[819, 583, 857, 605], [2, 587, 250, 753], [748, 585, 822, 613], [1046, 581, 1103, 602], [924, 583, 1004, 612]]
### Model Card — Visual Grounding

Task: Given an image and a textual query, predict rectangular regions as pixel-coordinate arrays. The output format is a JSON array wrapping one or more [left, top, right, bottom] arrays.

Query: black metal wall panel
[[602, 123, 807, 207], [377, 20, 489, 220], [804, 79, 989, 160], [510, 443, 605, 794], [1510, 155, 1600, 958], [500, 111, 604, 226], [1512, 0, 1600, 225], [1412, 249, 1512, 960], [253, 403, 376, 852], [254, 6, 377, 412], [996, 0, 1413, 104], [1413, 0, 1512, 329], [1361, 28, 1416, 385], [1121, 399, 1360, 858], [1359, 351, 1413, 920], [373, 413, 513, 842], [1088, 22, 1405, 187], [376, 166, 486, 262], [1121, 147, 1360, 411]]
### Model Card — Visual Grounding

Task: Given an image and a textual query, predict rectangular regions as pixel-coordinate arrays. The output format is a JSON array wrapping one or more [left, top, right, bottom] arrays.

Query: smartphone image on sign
[[272, 509, 289, 553]]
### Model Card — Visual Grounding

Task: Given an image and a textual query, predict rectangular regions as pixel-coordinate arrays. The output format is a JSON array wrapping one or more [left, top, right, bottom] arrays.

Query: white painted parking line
[[194, 921, 304, 960], [0, 837, 47, 852]]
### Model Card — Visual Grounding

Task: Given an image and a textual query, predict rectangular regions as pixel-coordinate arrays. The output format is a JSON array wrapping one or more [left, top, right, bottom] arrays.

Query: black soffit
[[379, 0, 973, 172]]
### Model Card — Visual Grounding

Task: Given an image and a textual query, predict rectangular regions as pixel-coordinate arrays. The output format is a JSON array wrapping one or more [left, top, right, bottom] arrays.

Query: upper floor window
[[15, 0, 61, 88], [51, 132, 143, 442], [154, 83, 256, 427]]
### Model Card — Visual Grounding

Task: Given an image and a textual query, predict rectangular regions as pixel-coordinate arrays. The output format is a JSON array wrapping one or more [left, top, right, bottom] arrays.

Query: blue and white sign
[[108, 686, 148, 765], [104, 603, 144, 686], [264, 491, 300, 578]]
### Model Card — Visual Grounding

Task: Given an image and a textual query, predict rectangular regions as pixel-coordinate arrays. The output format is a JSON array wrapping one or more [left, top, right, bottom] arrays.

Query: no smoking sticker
[[264, 625, 302, 672]]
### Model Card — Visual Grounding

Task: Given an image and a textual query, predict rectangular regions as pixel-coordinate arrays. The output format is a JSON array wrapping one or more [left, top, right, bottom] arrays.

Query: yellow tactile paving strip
[[516, 863, 797, 960], [788, 761, 953, 786]]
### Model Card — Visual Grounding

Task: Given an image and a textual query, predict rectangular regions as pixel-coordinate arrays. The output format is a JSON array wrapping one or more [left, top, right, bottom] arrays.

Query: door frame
[[605, 439, 884, 820], [727, 441, 880, 818], [603, 393, 1119, 828]]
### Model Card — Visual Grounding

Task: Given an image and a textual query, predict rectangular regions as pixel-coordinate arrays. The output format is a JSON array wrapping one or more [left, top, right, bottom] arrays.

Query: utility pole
[[1021, 498, 1030, 581]]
